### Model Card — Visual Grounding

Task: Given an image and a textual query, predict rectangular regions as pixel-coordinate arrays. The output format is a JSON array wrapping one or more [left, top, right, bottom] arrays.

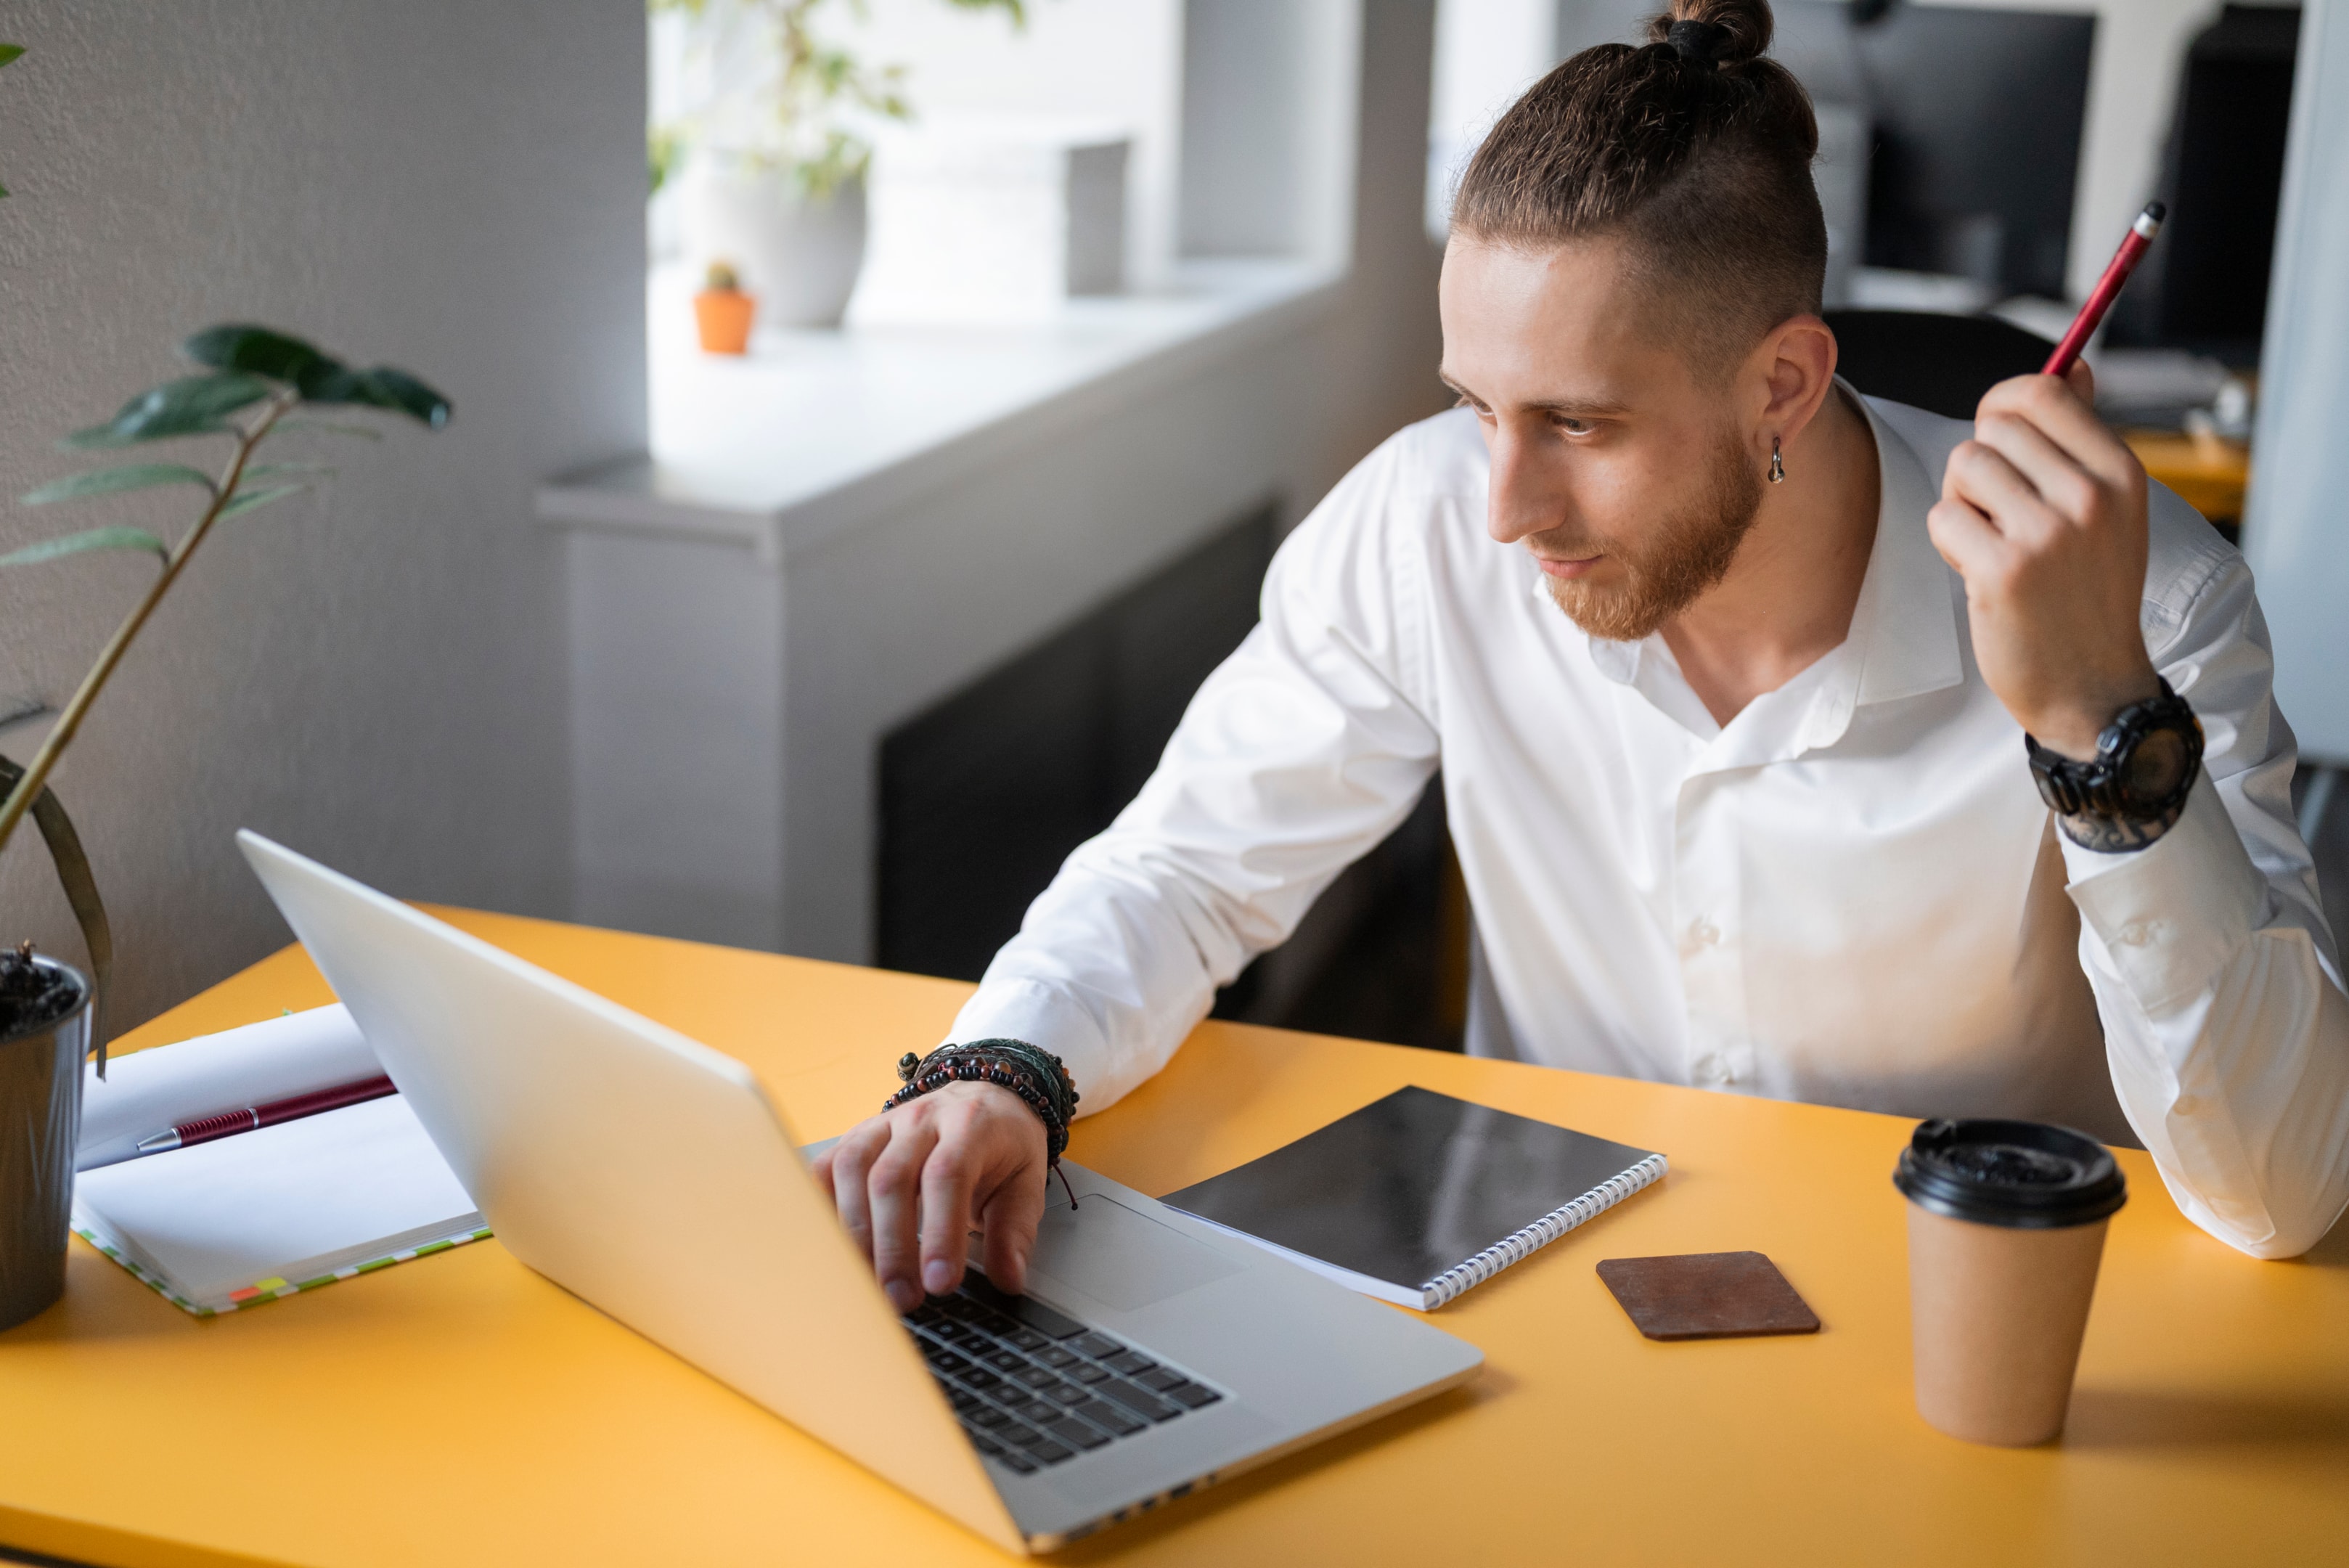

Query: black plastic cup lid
[[1894, 1118, 2127, 1229]]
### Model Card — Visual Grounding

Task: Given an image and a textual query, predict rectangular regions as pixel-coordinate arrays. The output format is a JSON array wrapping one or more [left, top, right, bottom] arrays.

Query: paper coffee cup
[[1893, 1118, 2126, 1446]]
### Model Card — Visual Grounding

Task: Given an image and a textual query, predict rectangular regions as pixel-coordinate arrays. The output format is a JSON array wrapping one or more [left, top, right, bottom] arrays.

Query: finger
[[1942, 439, 2060, 546], [978, 1147, 1049, 1297], [1971, 413, 2105, 531], [867, 1116, 940, 1313], [828, 1119, 891, 1261], [2064, 359, 2096, 406], [1926, 495, 2011, 584], [917, 1114, 979, 1298], [1977, 374, 2130, 487]]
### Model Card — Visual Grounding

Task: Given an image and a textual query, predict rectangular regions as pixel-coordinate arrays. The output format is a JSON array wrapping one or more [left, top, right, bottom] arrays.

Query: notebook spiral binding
[[1418, 1152, 1670, 1309]]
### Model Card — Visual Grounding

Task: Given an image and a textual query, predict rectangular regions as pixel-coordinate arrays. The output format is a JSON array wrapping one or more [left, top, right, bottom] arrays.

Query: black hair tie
[[1666, 19, 1726, 67]]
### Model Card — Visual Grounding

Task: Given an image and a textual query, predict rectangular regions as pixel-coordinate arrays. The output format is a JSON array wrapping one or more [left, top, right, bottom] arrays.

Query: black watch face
[[2123, 726, 2192, 805]]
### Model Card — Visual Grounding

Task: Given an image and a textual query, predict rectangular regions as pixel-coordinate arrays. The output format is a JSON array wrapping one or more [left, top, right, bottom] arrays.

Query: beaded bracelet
[[883, 1039, 1082, 1206]]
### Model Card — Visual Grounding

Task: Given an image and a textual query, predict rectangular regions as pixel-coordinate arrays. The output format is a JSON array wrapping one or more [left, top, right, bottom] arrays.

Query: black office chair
[[1823, 310, 2054, 422]]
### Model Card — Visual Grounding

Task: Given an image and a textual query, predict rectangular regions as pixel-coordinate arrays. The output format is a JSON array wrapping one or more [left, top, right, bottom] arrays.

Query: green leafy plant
[[650, 0, 1027, 197], [649, 123, 688, 196], [0, 326, 450, 869], [0, 44, 24, 199]]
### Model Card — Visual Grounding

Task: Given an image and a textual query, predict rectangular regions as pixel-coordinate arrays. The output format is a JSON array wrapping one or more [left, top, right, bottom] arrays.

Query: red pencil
[[2043, 201, 2166, 377], [134, 1074, 397, 1156]]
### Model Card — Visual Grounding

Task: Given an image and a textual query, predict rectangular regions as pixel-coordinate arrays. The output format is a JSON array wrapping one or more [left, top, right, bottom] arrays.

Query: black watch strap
[[2025, 678, 2205, 854]]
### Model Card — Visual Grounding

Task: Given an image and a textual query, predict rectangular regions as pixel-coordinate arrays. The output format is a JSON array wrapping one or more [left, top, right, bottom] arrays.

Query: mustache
[[1523, 524, 1604, 559]]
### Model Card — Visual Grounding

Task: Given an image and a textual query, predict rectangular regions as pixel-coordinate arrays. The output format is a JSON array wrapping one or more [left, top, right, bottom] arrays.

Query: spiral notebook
[[1161, 1086, 1665, 1310]]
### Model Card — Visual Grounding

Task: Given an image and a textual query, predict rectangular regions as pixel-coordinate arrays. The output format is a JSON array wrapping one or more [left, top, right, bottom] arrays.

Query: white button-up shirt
[[952, 394, 2349, 1259]]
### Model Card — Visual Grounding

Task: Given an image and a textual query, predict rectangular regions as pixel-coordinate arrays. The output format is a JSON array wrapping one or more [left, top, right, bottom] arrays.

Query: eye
[[1553, 415, 1593, 436], [1453, 392, 1495, 421]]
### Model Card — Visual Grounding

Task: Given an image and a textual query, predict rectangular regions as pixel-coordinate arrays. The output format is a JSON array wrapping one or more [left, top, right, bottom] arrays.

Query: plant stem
[[0, 393, 294, 864]]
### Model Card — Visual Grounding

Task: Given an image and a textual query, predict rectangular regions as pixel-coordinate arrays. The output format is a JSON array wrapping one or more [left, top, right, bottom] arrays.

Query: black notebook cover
[[1161, 1086, 1665, 1309]]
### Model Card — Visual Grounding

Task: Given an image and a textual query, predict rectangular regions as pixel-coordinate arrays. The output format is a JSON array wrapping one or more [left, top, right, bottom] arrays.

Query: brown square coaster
[[1596, 1251, 1821, 1341]]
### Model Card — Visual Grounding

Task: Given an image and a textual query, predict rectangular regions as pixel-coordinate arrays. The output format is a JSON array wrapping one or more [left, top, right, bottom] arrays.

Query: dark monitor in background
[[2109, 5, 2302, 365], [1773, 2, 2096, 301]]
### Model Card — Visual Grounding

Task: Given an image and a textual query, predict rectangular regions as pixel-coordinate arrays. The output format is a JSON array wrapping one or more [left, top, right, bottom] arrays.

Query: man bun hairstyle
[[1451, 0, 1827, 380]]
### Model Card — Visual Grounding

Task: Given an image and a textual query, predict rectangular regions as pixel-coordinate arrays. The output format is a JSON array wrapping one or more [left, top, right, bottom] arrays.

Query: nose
[[1484, 425, 1565, 546]]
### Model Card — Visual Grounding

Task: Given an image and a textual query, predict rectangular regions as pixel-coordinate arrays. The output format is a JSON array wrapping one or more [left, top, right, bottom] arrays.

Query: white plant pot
[[682, 155, 869, 330]]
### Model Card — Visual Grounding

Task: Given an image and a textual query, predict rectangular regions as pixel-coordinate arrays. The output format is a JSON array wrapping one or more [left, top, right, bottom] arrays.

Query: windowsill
[[535, 258, 1344, 564]]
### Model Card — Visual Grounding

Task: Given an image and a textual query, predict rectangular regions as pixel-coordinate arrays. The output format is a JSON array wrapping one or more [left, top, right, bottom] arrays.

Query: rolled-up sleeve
[[949, 439, 1443, 1113], [2063, 540, 2349, 1257]]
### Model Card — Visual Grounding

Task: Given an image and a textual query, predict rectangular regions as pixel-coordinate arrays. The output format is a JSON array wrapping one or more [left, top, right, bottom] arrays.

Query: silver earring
[[1768, 436, 1786, 484]]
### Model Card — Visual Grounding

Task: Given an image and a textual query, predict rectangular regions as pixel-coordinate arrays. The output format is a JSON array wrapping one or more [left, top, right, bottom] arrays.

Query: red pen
[[2043, 201, 2166, 378], [133, 1074, 397, 1156]]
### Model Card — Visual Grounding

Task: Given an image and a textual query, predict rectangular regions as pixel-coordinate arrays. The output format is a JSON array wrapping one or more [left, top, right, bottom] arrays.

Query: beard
[[1534, 426, 1765, 643]]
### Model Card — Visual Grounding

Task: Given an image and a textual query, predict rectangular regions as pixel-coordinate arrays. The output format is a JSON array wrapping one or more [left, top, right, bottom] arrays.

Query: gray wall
[[0, 2, 645, 1032], [1180, 0, 1322, 258]]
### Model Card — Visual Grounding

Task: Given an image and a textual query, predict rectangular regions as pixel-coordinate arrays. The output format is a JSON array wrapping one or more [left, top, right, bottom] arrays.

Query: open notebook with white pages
[[71, 1006, 486, 1315]]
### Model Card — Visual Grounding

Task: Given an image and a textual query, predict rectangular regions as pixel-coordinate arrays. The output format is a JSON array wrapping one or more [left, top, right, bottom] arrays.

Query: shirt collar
[[1848, 388, 1965, 709], [1566, 382, 1964, 734]]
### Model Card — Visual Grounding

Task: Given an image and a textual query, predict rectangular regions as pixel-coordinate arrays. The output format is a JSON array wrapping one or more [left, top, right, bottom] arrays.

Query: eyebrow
[[1437, 371, 1630, 418]]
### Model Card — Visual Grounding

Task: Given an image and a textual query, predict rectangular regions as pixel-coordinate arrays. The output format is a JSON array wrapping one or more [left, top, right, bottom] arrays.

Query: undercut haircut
[[1450, 0, 1827, 381]]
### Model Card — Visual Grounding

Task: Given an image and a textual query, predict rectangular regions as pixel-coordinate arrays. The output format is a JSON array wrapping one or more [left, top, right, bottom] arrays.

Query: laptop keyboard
[[904, 1270, 1224, 1474]]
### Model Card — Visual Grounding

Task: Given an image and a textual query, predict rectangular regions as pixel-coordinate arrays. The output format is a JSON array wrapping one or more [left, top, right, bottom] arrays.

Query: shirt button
[[2118, 920, 2159, 947], [1681, 917, 1720, 956], [1694, 1053, 1731, 1085]]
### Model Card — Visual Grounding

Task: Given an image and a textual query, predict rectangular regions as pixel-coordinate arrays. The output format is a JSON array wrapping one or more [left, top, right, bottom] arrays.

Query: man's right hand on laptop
[[812, 1082, 1047, 1312]]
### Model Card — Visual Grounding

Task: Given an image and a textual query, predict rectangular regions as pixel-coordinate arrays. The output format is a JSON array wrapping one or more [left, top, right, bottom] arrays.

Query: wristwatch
[[2025, 678, 2205, 853]]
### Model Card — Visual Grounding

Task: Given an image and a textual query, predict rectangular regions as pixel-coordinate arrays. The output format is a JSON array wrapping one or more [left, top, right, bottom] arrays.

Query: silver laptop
[[238, 830, 1482, 1553]]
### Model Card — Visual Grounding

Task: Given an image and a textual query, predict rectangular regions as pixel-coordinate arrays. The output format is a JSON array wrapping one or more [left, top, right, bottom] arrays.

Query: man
[[816, 0, 2349, 1311]]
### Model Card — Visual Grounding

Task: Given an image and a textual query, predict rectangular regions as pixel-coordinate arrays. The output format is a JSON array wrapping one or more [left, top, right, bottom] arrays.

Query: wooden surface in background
[[2126, 428, 2250, 525]]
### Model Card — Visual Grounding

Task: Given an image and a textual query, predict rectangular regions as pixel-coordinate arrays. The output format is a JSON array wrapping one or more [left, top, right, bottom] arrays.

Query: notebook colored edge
[[69, 1211, 494, 1317]]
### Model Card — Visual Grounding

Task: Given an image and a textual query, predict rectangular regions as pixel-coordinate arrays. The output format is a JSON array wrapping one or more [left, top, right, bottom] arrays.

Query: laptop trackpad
[[1028, 1196, 1246, 1312]]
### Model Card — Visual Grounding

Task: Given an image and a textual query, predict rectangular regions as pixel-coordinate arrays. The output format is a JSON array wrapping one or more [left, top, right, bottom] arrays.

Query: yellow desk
[[2, 912, 2343, 1567], [2124, 428, 2251, 529]]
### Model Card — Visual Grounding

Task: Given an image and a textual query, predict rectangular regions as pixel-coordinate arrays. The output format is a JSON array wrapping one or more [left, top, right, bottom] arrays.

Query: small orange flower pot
[[695, 290, 756, 355]]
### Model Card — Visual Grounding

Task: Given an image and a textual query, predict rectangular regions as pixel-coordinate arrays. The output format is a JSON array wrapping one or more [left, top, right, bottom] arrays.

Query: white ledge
[[536, 258, 1344, 565]]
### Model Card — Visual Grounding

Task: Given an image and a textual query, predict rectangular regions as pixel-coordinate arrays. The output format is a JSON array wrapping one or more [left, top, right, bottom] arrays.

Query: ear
[[1747, 314, 1839, 454]]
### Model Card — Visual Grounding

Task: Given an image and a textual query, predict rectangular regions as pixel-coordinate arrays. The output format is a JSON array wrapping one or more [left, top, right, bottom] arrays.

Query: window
[[650, 0, 1360, 327]]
